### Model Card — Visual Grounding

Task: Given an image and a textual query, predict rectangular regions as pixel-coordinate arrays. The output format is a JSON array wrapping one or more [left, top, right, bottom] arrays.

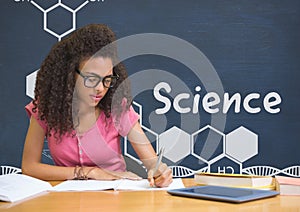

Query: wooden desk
[[0, 179, 299, 211]]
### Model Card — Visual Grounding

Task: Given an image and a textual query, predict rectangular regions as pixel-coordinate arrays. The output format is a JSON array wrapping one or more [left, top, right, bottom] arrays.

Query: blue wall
[[1, 0, 299, 177]]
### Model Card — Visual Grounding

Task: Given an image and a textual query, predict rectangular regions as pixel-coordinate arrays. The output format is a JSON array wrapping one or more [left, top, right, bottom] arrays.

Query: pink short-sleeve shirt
[[25, 101, 139, 172]]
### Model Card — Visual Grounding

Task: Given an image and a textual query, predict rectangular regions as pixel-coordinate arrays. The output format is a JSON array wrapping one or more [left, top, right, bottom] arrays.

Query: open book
[[0, 174, 184, 202], [194, 172, 275, 190], [0, 174, 52, 202]]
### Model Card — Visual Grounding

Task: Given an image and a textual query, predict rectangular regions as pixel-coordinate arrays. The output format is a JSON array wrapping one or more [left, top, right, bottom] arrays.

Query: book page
[[0, 174, 52, 202]]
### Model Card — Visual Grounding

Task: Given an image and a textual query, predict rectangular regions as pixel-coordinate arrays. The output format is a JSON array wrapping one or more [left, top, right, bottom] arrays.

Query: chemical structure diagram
[[15, 0, 104, 41]]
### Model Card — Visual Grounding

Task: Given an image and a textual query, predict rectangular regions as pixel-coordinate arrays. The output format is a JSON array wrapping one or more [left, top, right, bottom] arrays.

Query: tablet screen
[[186, 186, 255, 198]]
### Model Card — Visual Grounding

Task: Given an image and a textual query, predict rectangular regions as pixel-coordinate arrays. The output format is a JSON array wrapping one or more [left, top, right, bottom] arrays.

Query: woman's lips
[[90, 94, 102, 101]]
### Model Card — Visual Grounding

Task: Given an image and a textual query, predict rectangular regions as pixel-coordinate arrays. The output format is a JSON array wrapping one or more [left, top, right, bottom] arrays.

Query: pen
[[153, 147, 165, 176]]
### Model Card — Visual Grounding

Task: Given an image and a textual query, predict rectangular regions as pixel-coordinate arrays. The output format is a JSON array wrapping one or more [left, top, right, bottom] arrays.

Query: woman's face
[[75, 57, 113, 109]]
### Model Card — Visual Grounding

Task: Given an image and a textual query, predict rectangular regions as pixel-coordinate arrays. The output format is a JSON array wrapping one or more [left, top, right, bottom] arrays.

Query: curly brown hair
[[32, 24, 132, 138]]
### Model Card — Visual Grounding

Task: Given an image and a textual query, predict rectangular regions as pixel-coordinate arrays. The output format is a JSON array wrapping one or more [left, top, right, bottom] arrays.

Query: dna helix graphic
[[242, 165, 300, 177], [170, 165, 300, 178], [169, 166, 196, 178]]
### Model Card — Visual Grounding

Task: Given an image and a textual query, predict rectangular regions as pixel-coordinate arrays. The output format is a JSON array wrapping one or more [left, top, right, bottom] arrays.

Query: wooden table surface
[[0, 178, 299, 211]]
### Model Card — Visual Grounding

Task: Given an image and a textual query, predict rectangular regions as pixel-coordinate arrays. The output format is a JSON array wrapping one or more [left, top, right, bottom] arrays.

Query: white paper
[[51, 180, 118, 191], [0, 174, 52, 202], [52, 178, 185, 191], [115, 178, 185, 191]]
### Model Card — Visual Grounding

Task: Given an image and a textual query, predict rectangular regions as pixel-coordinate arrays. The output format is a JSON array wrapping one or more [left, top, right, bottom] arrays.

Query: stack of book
[[194, 172, 275, 190], [275, 175, 300, 195]]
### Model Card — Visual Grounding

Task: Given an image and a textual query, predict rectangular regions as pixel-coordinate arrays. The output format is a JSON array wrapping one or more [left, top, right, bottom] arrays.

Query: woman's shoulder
[[25, 101, 36, 116], [25, 100, 49, 132]]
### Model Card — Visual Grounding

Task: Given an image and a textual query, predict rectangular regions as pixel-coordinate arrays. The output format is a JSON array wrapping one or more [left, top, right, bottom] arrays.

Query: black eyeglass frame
[[75, 69, 119, 88]]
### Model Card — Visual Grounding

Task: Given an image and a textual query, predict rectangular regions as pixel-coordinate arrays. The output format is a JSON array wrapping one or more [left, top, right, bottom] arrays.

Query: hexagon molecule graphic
[[46, 5, 73, 36], [26, 70, 38, 99], [30, 0, 90, 40], [159, 126, 190, 163], [225, 126, 258, 162], [191, 125, 225, 162]]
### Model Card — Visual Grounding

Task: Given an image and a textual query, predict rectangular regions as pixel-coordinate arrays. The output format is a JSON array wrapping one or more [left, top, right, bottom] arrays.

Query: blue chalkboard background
[[0, 0, 299, 177]]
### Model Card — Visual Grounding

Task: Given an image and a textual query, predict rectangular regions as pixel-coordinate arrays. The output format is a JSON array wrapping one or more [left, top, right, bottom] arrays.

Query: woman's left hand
[[147, 163, 173, 187]]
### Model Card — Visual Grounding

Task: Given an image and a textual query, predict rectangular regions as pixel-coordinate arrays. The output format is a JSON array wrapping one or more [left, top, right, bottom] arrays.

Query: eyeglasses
[[76, 69, 119, 88]]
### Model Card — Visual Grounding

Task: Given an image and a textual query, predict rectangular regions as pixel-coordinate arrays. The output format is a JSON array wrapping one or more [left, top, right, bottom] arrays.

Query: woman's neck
[[77, 106, 99, 117], [75, 106, 101, 134]]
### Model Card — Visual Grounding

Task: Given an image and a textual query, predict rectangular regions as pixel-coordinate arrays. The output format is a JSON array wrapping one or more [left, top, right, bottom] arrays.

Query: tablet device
[[167, 185, 279, 203]]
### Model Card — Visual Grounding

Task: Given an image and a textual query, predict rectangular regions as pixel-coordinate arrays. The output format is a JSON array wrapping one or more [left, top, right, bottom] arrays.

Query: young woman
[[22, 23, 172, 187]]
